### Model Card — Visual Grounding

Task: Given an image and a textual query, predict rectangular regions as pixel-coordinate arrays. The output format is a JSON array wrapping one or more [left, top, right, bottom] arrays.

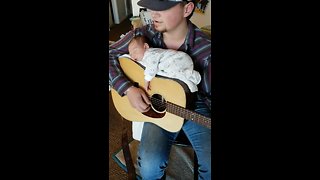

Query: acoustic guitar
[[110, 57, 211, 132]]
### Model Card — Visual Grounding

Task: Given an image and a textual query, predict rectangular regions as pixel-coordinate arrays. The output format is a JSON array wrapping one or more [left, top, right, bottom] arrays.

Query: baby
[[128, 35, 201, 92]]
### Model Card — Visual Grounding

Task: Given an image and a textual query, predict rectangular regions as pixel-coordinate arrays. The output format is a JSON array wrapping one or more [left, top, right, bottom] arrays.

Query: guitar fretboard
[[166, 102, 211, 129]]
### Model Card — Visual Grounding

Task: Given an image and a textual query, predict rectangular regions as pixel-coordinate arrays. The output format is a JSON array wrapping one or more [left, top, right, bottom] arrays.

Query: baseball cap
[[137, 0, 192, 11]]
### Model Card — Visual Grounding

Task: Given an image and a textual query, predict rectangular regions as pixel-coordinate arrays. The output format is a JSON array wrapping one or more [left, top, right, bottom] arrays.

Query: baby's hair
[[129, 35, 150, 47]]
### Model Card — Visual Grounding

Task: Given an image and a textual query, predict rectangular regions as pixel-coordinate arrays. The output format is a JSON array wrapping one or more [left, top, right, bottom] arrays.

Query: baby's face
[[128, 41, 146, 61]]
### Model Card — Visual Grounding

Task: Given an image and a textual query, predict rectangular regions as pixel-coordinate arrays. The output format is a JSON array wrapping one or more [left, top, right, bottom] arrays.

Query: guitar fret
[[166, 102, 211, 128]]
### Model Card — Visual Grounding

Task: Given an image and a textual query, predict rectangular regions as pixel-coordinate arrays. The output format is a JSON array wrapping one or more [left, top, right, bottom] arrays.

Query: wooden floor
[[109, 17, 132, 42], [108, 17, 133, 179], [109, 92, 132, 180]]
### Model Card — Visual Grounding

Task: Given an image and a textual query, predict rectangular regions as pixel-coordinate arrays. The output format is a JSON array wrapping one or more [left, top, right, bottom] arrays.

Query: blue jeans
[[137, 100, 211, 179]]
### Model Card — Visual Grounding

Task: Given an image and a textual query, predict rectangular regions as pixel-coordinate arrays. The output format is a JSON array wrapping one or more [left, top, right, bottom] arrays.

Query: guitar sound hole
[[151, 94, 166, 112]]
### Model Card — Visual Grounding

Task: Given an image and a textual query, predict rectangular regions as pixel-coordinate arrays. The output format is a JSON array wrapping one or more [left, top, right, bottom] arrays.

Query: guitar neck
[[166, 102, 211, 129]]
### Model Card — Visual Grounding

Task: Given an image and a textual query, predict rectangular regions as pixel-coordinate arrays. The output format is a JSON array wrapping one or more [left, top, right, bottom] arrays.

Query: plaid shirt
[[109, 20, 211, 110]]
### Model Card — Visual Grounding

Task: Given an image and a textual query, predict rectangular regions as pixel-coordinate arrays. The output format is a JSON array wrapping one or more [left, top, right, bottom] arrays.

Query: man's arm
[[109, 30, 135, 96], [109, 27, 152, 112], [201, 55, 211, 110], [109, 25, 154, 95]]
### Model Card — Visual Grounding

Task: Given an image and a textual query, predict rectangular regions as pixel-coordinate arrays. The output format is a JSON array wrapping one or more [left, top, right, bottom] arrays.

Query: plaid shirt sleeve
[[109, 30, 134, 96], [187, 26, 211, 111], [109, 24, 157, 96], [202, 55, 211, 110], [109, 26, 149, 96]]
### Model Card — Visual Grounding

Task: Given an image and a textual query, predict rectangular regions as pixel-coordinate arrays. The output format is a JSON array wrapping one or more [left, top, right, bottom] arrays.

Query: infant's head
[[128, 35, 150, 61]]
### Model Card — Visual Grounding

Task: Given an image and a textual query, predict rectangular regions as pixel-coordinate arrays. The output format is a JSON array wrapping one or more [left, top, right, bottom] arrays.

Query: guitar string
[[139, 96, 211, 127], [121, 60, 211, 127], [150, 96, 209, 120], [149, 96, 211, 123]]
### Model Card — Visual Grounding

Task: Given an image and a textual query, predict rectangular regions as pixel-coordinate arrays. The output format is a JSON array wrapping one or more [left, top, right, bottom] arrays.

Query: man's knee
[[197, 155, 211, 180], [137, 154, 167, 179]]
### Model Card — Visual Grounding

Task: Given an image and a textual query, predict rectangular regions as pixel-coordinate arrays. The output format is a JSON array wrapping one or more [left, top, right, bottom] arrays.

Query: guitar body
[[111, 57, 189, 132]]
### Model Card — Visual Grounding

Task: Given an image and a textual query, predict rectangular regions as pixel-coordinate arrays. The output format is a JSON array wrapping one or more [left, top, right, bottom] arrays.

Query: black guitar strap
[[121, 117, 136, 180]]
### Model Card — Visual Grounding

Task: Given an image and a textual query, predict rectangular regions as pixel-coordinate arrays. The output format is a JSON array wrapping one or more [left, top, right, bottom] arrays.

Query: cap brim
[[137, 0, 180, 11]]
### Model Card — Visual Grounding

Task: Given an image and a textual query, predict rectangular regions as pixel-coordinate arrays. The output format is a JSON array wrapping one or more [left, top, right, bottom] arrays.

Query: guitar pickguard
[[142, 93, 167, 118]]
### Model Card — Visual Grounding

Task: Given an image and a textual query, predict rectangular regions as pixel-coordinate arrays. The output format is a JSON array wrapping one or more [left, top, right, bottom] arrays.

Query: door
[[110, 0, 132, 24]]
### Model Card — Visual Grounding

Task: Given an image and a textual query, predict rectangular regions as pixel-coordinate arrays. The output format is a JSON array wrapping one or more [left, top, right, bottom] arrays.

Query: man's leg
[[183, 100, 211, 180], [137, 122, 179, 179]]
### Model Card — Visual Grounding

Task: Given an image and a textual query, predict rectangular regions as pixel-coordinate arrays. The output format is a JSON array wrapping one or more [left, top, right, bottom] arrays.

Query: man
[[109, 0, 211, 179]]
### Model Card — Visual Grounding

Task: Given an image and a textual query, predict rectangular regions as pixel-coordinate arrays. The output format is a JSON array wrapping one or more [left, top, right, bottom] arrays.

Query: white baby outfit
[[138, 48, 201, 93]]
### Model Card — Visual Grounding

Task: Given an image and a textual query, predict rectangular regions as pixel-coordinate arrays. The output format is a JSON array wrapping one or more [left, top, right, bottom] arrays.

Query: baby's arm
[[144, 80, 151, 91], [144, 63, 158, 79], [143, 52, 160, 90]]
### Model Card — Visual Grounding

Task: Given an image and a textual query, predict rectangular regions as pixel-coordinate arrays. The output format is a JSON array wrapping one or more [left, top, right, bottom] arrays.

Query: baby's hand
[[144, 80, 151, 91]]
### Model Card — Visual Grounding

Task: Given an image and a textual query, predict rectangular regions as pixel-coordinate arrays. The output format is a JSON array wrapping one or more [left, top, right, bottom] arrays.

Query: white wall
[[190, 1, 211, 28], [131, 0, 143, 17]]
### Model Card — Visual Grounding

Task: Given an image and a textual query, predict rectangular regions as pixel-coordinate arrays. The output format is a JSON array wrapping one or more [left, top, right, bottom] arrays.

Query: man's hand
[[126, 86, 151, 112]]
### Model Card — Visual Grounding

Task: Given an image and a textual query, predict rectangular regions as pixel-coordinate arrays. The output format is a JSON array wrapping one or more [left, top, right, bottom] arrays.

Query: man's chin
[[154, 27, 166, 33], [153, 24, 165, 32]]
